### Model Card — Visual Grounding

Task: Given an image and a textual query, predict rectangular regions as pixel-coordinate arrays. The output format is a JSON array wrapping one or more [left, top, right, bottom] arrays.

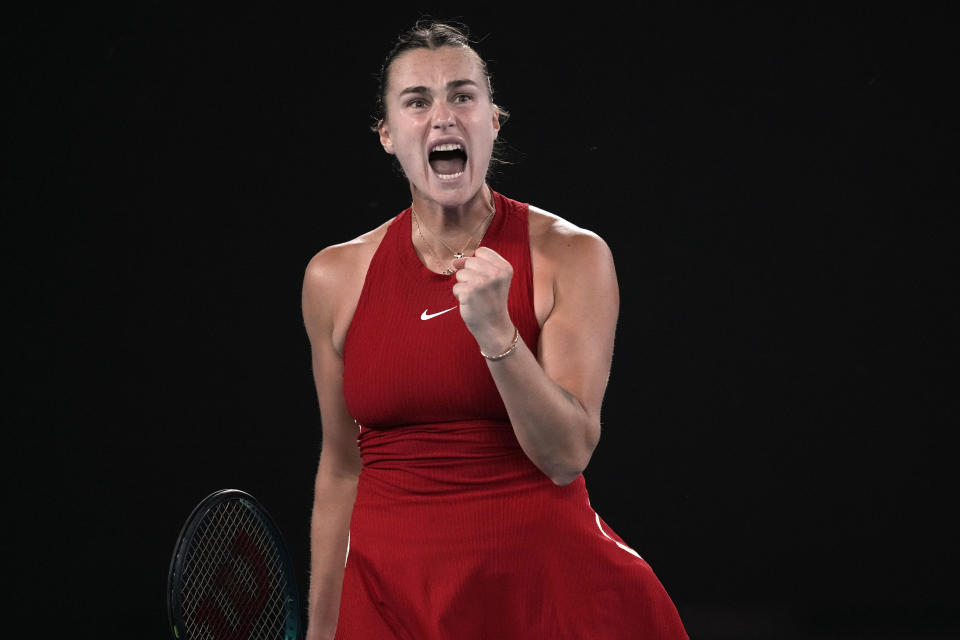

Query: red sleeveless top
[[342, 190, 540, 430]]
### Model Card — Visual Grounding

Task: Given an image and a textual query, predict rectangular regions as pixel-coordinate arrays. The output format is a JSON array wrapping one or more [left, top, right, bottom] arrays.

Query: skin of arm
[[451, 208, 619, 486], [301, 242, 370, 640]]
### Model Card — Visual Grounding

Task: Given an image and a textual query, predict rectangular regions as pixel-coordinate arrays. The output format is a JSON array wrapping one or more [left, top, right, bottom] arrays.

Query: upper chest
[[331, 213, 557, 356]]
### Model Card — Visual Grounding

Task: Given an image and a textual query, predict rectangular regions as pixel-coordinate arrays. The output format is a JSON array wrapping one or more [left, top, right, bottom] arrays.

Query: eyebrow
[[398, 79, 481, 97]]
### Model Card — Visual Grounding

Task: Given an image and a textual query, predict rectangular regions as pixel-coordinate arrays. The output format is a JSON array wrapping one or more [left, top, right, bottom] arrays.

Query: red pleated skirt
[[334, 421, 687, 639]]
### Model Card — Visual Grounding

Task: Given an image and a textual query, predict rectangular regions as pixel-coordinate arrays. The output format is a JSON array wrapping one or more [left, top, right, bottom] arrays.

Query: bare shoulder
[[525, 205, 617, 328], [303, 219, 392, 290], [528, 204, 615, 274], [302, 218, 394, 350]]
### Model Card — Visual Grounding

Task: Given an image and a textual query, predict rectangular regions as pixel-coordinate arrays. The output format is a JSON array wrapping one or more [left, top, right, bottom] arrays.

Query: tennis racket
[[167, 489, 302, 640]]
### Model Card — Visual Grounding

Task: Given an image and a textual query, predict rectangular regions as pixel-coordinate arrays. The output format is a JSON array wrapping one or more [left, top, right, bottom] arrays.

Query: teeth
[[431, 143, 463, 152], [436, 171, 464, 180]]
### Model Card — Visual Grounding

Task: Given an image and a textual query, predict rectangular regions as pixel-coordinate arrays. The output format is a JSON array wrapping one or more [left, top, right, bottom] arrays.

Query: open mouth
[[429, 143, 467, 180]]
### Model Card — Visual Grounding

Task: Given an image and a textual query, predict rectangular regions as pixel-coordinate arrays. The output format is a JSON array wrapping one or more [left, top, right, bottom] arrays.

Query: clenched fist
[[451, 247, 516, 356]]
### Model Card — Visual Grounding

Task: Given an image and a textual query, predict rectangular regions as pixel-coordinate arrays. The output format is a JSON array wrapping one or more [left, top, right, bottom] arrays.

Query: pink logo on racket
[[192, 530, 270, 640]]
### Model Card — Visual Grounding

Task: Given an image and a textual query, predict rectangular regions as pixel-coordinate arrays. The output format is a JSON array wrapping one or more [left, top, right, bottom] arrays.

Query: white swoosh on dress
[[420, 306, 458, 321]]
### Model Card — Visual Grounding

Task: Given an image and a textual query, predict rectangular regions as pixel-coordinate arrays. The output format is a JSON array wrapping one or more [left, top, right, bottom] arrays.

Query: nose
[[432, 103, 456, 130]]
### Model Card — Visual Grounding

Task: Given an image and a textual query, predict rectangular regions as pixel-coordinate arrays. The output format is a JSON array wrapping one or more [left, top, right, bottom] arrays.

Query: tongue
[[429, 151, 466, 175]]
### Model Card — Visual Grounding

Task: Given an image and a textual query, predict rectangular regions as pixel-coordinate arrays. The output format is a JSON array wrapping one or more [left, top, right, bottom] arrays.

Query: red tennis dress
[[337, 192, 687, 639]]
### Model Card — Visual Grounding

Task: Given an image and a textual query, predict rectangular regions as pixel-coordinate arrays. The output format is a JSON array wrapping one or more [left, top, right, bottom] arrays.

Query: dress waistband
[[356, 421, 549, 496]]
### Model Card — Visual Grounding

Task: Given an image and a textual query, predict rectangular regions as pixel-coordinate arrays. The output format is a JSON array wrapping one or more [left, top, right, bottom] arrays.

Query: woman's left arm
[[452, 226, 619, 486]]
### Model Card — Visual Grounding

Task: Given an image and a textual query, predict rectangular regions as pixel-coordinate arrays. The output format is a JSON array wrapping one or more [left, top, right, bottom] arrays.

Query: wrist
[[480, 325, 520, 361]]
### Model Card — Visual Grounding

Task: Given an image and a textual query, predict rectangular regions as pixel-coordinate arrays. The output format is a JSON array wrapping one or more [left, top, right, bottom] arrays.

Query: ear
[[378, 119, 395, 154], [491, 107, 501, 138]]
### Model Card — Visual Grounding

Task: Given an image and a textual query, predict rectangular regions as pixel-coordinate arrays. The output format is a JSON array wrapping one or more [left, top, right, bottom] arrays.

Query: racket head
[[167, 489, 302, 640]]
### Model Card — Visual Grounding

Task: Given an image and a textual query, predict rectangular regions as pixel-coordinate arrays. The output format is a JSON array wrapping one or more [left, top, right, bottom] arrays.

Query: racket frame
[[166, 488, 302, 640]]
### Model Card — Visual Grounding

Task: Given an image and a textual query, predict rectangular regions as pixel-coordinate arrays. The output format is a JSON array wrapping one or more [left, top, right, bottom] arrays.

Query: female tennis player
[[301, 21, 688, 639]]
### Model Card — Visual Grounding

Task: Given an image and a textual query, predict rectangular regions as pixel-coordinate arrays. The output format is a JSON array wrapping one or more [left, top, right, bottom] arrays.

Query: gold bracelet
[[481, 327, 520, 361]]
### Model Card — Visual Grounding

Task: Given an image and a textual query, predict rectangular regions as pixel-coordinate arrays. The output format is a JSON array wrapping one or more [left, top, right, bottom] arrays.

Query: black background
[[5, 4, 956, 638]]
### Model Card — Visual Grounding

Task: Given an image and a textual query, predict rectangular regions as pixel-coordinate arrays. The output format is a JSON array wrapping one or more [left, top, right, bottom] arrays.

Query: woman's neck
[[410, 184, 494, 236]]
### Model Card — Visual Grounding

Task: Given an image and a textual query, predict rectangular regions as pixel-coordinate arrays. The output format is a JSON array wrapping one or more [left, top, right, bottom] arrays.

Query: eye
[[453, 93, 473, 104], [406, 98, 429, 109]]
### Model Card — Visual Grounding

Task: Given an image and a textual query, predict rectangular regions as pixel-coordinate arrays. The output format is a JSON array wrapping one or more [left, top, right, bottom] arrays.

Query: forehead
[[386, 46, 485, 94]]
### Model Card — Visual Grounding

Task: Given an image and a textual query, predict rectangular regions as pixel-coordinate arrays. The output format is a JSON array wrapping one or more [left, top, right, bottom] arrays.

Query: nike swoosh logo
[[420, 306, 458, 321]]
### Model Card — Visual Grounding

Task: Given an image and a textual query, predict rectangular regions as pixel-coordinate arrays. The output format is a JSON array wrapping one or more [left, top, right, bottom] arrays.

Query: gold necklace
[[411, 196, 496, 275], [412, 209, 457, 276]]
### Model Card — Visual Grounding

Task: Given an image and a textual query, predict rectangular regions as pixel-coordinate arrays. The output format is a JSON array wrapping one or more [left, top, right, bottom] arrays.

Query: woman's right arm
[[301, 248, 364, 640]]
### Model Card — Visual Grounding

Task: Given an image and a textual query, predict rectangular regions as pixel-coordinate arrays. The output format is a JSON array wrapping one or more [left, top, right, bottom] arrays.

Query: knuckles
[[455, 253, 513, 297]]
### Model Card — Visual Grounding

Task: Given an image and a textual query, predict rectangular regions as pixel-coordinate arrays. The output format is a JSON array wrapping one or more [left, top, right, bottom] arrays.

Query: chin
[[421, 169, 487, 206]]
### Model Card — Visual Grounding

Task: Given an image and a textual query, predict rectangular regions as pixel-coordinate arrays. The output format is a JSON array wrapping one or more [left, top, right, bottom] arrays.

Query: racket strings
[[178, 500, 294, 640]]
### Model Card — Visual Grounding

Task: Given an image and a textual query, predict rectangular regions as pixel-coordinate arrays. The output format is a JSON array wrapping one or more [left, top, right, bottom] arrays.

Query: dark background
[[5, 4, 956, 638]]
